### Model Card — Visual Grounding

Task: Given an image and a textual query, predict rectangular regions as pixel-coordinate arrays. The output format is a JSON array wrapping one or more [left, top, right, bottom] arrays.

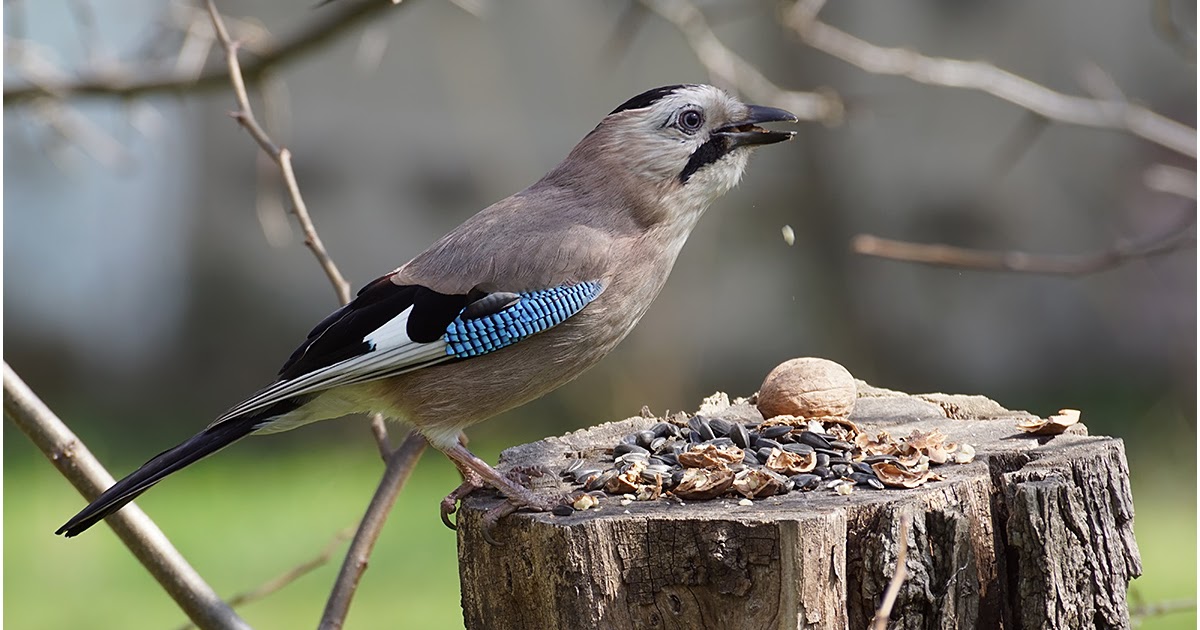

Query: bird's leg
[[439, 465, 484, 530], [436, 441, 558, 543]]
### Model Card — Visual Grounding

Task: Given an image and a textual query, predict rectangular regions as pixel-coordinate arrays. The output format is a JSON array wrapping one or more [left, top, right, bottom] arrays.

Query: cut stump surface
[[457, 384, 1141, 630]]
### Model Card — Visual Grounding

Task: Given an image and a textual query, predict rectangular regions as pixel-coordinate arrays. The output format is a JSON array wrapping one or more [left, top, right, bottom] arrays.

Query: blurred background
[[5, 0, 1195, 627]]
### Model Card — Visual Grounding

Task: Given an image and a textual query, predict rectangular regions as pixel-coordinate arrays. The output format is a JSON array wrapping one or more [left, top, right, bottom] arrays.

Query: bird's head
[[550, 84, 796, 226]]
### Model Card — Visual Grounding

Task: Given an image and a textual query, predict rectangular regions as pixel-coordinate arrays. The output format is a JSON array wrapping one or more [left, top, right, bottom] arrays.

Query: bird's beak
[[716, 105, 798, 148]]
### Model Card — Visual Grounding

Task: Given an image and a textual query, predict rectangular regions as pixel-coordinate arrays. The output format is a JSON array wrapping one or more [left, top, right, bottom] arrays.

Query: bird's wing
[[392, 190, 624, 295], [213, 273, 605, 425]]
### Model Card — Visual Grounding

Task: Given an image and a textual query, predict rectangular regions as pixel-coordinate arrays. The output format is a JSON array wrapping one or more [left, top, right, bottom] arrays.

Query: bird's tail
[[56, 398, 305, 537]]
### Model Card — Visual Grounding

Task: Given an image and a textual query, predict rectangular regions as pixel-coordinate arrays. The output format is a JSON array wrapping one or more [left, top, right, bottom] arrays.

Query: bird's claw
[[440, 470, 487, 530], [479, 494, 563, 545], [480, 502, 521, 545]]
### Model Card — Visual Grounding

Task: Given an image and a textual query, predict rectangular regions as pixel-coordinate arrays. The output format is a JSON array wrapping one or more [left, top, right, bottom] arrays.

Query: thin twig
[[204, 0, 397, 454], [206, 5, 430, 626], [200, 18, 389, 457], [1144, 164, 1197, 200], [176, 526, 357, 630], [872, 513, 911, 630], [204, 0, 396, 457], [2, 363, 251, 630], [1128, 597, 1196, 627], [784, 0, 1196, 158], [319, 432, 429, 630], [638, 0, 843, 124], [5, 0, 409, 103], [851, 211, 1196, 274]]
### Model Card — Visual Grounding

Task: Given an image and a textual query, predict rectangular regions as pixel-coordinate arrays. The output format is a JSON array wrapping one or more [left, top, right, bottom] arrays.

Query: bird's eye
[[678, 109, 704, 133]]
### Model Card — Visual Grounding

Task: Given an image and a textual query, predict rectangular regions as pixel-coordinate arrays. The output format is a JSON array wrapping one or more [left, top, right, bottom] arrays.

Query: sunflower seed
[[708, 418, 733, 437], [790, 473, 822, 490], [850, 471, 884, 490], [754, 437, 783, 451], [731, 423, 750, 449], [689, 416, 716, 441], [615, 451, 649, 464], [851, 461, 874, 475], [651, 422, 676, 438], [614, 443, 649, 457], [584, 470, 617, 491], [799, 431, 833, 450], [782, 443, 814, 455], [759, 425, 793, 439], [572, 468, 603, 483]]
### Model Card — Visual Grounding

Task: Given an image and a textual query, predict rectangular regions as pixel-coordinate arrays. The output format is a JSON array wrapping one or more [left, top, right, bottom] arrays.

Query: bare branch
[[784, 0, 1196, 158], [871, 513, 911, 630], [851, 211, 1196, 274], [206, 5, 433, 625], [204, 0, 350, 305], [637, 0, 843, 124], [1128, 597, 1196, 627], [1144, 164, 1197, 200], [5, 0, 408, 104], [203, 0, 398, 460], [203, 0, 407, 460], [2, 363, 251, 630], [319, 432, 429, 630], [176, 526, 357, 630]]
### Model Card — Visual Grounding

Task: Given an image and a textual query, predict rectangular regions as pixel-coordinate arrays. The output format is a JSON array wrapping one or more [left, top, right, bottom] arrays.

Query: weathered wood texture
[[457, 385, 1141, 629]]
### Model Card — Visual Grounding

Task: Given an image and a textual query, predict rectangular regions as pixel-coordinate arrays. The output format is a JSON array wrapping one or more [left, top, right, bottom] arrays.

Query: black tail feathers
[[56, 398, 305, 537]]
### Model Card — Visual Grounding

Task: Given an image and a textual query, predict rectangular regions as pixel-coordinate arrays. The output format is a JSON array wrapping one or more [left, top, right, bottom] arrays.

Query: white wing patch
[[213, 306, 451, 424]]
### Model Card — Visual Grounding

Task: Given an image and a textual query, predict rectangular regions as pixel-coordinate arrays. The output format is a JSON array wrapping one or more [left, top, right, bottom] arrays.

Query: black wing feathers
[[277, 275, 477, 381], [279, 278, 417, 380], [407, 288, 470, 342]]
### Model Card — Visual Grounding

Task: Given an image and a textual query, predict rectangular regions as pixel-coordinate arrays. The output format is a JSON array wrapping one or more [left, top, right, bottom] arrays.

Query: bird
[[56, 83, 796, 538]]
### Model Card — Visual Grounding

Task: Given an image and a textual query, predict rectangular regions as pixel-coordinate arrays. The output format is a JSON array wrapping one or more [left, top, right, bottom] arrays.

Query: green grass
[[5, 443, 470, 630], [1128, 467, 1197, 630], [6, 442, 1194, 629]]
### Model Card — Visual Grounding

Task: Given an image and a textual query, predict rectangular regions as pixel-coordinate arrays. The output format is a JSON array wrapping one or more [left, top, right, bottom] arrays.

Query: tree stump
[[456, 384, 1141, 629]]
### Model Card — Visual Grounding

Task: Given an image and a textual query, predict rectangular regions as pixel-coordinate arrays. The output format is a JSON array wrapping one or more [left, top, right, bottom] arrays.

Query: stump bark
[[457, 385, 1141, 629]]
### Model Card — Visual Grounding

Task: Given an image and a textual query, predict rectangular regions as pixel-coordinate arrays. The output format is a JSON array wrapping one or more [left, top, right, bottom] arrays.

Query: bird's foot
[[440, 468, 485, 531], [437, 442, 561, 544], [475, 483, 561, 545]]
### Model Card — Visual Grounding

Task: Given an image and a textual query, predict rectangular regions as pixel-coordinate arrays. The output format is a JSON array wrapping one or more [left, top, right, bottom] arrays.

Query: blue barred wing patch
[[443, 282, 604, 359]]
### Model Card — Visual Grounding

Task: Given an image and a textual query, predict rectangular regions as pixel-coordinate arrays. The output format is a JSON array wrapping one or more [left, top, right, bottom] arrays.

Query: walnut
[[756, 358, 856, 420]]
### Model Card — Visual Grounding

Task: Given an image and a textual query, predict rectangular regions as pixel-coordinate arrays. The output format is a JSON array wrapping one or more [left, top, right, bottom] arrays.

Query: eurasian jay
[[58, 84, 796, 537]]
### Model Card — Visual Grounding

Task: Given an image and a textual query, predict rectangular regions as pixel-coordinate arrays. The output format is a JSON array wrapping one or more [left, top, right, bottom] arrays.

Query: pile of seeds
[[560, 414, 976, 506]]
